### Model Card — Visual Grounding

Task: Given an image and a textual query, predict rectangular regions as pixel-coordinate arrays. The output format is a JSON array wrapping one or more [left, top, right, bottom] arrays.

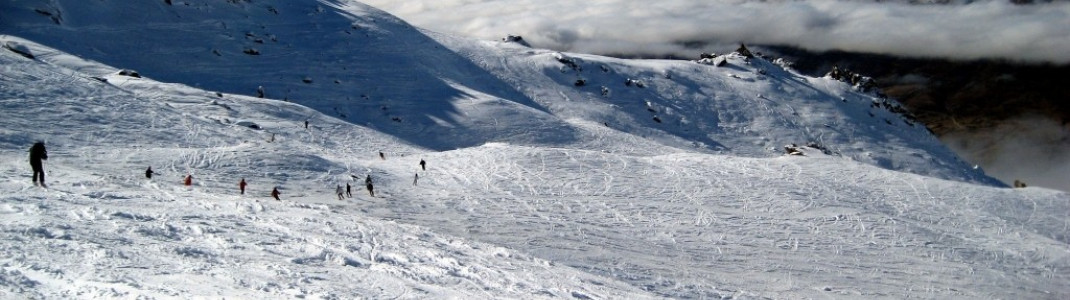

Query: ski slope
[[0, 0, 1068, 299]]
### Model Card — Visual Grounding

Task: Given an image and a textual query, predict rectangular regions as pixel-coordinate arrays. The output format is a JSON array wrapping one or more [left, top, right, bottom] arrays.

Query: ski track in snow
[[0, 1, 1068, 299]]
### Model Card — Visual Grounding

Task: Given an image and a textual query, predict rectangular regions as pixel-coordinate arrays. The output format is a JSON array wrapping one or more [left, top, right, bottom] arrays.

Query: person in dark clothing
[[29, 142, 47, 187], [346, 183, 352, 198], [271, 187, 281, 201], [145, 166, 155, 179], [365, 175, 375, 197], [240, 178, 247, 195], [184, 175, 193, 186], [304, 120, 309, 129], [379, 151, 385, 160], [419, 159, 426, 171]]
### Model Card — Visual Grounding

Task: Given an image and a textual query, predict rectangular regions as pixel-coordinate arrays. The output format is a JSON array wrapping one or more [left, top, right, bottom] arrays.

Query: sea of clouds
[[363, 0, 1070, 64], [942, 115, 1070, 192]]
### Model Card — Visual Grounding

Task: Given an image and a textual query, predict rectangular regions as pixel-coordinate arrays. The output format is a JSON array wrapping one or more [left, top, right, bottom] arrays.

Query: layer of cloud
[[942, 115, 1070, 192], [362, 0, 1070, 64]]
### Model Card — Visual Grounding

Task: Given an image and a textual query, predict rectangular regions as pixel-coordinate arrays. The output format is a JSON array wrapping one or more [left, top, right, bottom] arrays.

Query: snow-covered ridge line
[[0, 0, 995, 184]]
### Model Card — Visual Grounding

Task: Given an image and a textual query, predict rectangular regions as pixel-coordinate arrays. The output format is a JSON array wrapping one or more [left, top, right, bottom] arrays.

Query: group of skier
[[143, 166, 282, 200], [29, 141, 425, 202], [337, 174, 375, 200]]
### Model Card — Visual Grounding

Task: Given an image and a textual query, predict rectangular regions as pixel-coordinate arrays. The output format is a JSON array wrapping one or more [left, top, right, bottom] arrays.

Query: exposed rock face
[[764, 46, 1070, 136], [763, 46, 1070, 191]]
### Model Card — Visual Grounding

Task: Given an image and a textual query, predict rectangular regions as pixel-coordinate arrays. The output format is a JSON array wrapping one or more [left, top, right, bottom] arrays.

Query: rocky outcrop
[[765, 46, 1070, 136]]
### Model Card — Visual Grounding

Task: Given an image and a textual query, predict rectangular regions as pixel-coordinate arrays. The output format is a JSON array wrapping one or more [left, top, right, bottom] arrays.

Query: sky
[[362, 0, 1070, 64]]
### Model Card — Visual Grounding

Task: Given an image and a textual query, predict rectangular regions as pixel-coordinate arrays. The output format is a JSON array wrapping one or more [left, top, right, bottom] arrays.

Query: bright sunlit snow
[[0, 0, 1067, 299]]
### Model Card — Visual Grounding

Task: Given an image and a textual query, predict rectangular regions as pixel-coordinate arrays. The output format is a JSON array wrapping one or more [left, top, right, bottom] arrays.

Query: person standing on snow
[[271, 187, 281, 201], [365, 175, 375, 197], [240, 178, 247, 195], [184, 175, 193, 186], [28, 141, 47, 187], [419, 159, 426, 171], [346, 183, 352, 198], [145, 166, 155, 179], [336, 185, 345, 200], [412, 173, 418, 186]]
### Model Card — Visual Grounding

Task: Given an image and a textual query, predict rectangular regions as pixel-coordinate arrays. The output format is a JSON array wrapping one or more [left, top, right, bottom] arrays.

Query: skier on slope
[[336, 185, 345, 200], [184, 174, 193, 186], [28, 141, 47, 187], [346, 183, 352, 198], [271, 187, 281, 201], [419, 159, 426, 171], [365, 175, 375, 197], [145, 166, 155, 179], [239, 178, 247, 195]]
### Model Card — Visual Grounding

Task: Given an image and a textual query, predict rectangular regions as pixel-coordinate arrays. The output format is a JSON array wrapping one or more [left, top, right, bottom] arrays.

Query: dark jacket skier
[[346, 183, 352, 198], [365, 175, 375, 197], [240, 178, 247, 195], [145, 166, 155, 179], [29, 142, 47, 186], [271, 187, 281, 201], [419, 159, 426, 171]]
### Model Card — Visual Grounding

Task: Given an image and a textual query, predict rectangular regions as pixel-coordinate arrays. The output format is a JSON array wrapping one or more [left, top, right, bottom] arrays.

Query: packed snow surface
[[0, 0, 1067, 299]]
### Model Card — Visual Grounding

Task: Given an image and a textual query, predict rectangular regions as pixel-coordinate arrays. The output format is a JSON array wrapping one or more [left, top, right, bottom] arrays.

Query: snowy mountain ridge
[[0, 0, 994, 183], [0, 0, 1067, 299]]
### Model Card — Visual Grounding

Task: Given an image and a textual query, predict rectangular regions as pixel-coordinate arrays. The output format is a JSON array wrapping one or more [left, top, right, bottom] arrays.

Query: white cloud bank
[[363, 0, 1070, 64]]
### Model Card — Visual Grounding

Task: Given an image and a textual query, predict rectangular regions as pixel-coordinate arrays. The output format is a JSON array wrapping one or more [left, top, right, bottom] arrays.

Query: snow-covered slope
[[0, 37, 655, 299], [0, 0, 1067, 299], [0, 0, 577, 152], [0, 0, 994, 183]]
